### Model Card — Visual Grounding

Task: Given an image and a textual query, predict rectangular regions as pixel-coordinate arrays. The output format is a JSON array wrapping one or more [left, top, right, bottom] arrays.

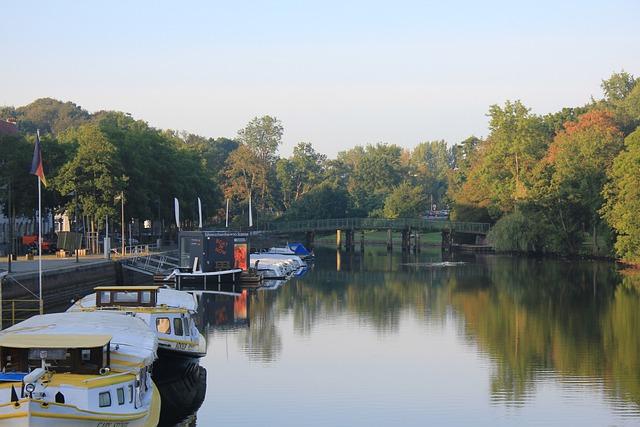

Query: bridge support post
[[401, 229, 410, 252], [345, 230, 354, 252], [441, 230, 453, 252], [387, 229, 393, 251], [336, 230, 342, 250], [360, 230, 365, 252], [413, 232, 420, 253]]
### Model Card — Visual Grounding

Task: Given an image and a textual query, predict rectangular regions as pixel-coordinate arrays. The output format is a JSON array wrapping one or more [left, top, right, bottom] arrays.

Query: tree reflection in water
[[221, 247, 640, 410]]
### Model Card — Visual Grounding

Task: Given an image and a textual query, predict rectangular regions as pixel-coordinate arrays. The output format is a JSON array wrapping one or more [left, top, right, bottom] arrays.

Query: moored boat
[[68, 286, 207, 360], [0, 311, 160, 426]]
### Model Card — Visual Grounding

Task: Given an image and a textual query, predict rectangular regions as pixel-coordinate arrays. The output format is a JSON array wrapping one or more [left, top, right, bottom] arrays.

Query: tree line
[[1, 71, 640, 262]]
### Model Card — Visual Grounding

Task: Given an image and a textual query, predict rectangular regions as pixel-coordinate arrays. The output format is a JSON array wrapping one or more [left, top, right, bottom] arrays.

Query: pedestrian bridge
[[257, 218, 490, 235]]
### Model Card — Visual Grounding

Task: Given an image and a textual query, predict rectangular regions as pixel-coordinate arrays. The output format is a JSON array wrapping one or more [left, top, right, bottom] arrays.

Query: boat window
[[99, 291, 111, 304], [28, 348, 66, 360], [156, 318, 171, 334], [117, 387, 125, 405], [184, 318, 191, 336], [81, 349, 91, 361], [141, 291, 151, 304], [173, 317, 184, 336], [99, 391, 111, 407], [128, 384, 134, 403], [113, 291, 138, 303]]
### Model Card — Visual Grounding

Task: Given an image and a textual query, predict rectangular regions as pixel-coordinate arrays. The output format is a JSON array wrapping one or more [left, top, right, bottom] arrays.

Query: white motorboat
[[68, 286, 207, 359]]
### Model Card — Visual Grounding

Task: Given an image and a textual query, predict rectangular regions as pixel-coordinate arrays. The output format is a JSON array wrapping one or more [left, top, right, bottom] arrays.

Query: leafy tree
[[602, 71, 637, 102], [54, 124, 127, 225], [536, 110, 624, 253], [237, 116, 283, 165], [383, 182, 426, 218], [224, 144, 267, 207], [276, 142, 326, 208], [410, 140, 449, 207], [338, 143, 405, 215], [602, 128, 640, 263], [451, 101, 551, 220], [0, 134, 36, 217], [284, 183, 351, 220], [14, 98, 91, 135]]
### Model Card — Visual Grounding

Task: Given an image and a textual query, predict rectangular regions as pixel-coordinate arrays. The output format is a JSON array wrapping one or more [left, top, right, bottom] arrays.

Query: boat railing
[[0, 298, 41, 328]]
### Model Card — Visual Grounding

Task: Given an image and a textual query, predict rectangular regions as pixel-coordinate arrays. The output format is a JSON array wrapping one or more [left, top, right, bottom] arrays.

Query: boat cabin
[[94, 286, 161, 308], [0, 334, 111, 375]]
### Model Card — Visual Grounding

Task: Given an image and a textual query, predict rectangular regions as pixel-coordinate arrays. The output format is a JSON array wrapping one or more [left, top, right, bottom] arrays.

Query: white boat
[[250, 256, 290, 279], [0, 311, 160, 426], [251, 253, 307, 278], [68, 286, 207, 359]]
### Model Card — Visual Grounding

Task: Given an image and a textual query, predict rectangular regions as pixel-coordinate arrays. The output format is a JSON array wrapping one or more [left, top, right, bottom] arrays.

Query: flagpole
[[36, 131, 43, 315]]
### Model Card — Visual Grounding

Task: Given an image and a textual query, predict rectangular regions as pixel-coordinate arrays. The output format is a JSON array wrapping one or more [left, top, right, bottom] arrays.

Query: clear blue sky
[[2, 0, 639, 157]]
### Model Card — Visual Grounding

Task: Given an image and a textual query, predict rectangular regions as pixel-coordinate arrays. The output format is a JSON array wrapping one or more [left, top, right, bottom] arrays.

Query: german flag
[[30, 130, 47, 187]]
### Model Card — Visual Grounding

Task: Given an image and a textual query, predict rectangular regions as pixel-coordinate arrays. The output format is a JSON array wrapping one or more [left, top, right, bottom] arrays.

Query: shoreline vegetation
[[1, 72, 639, 265]]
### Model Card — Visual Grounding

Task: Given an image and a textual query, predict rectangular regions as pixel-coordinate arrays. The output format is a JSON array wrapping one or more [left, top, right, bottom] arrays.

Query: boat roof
[[0, 312, 157, 372], [95, 285, 162, 291], [0, 334, 112, 349], [70, 287, 198, 312]]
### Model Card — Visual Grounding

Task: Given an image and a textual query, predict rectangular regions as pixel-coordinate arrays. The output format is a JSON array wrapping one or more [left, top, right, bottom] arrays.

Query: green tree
[[338, 143, 405, 215], [54, 124, 127, 225], [602, 128, 640, 263], [410, 140, 450, 207], [538, 110, 624, 254], [602, 71, 637, 102], [284, 183, 351, 220], [382, 182, 426, 218], [451, 101, 551, 220], [237, 116, 283, 164], [276, 142, 327, 209]]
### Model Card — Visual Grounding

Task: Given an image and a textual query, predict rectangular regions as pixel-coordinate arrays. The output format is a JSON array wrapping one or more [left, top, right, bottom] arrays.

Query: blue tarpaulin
[[288, 243, 312, 256]]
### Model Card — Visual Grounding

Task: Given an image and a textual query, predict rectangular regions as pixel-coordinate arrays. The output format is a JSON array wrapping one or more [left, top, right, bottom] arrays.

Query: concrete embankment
[[1, 260, 122, 310]]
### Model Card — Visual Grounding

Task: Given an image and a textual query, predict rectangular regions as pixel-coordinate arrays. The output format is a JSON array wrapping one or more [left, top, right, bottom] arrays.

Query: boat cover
[[0, 312, 157, 373], [288, 243, 311, 256]]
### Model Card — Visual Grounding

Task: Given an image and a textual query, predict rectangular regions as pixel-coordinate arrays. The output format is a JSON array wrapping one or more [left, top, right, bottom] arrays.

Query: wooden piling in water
[[387, 229, 393, 251]]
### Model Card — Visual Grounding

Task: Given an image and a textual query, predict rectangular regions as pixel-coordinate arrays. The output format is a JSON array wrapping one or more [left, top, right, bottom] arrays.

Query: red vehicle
[[21, 235, 57, 254]]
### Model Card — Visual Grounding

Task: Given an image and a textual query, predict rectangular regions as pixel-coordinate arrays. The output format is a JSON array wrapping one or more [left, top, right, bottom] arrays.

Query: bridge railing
[[257, 218, 490, 234]]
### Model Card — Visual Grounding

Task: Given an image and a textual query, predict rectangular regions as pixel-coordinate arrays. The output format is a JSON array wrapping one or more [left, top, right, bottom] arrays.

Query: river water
[[169, 246, 640, 426]]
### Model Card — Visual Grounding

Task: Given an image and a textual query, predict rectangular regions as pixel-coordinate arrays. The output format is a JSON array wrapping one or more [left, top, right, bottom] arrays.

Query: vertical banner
[[174, 197, 181, 230], [225, 198, 229, 228], [197, 197, 203, 229]]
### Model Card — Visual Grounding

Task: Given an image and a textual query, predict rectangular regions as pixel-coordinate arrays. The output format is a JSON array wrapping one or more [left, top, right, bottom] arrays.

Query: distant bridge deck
[[257, 218, 490, 235]]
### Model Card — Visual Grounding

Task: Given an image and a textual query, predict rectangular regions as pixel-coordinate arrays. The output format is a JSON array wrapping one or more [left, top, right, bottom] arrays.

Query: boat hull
[[0, 383, 160, 427]]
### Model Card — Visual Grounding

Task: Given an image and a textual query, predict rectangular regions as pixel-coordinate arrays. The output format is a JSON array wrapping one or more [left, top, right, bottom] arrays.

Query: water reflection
[[194, 248, 640, 425], [155, 362, 207, 427]]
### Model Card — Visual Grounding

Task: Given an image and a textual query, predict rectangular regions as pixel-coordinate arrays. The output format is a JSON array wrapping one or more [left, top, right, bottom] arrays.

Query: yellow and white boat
[[0, 311, 160, 426], [68, 286, 206, 359]]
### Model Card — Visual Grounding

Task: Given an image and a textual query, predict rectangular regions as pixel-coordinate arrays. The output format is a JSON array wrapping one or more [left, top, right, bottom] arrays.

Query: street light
[[115, 192, 125, 256]]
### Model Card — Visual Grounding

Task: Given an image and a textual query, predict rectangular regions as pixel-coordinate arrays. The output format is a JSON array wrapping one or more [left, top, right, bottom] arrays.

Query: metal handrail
[[256, 218, 491, 234], [1, 299, 41, 327]]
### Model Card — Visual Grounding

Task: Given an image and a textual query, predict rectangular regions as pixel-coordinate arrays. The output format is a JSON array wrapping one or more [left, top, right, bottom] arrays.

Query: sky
[[2, 0, 639, 157]]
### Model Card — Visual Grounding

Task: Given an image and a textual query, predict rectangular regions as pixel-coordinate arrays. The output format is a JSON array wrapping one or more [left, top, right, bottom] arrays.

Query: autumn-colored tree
[[534, 110, 624, 253]]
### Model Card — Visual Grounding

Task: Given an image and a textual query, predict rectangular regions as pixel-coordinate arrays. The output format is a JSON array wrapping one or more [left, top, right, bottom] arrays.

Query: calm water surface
[[176, 247, 640, 426]]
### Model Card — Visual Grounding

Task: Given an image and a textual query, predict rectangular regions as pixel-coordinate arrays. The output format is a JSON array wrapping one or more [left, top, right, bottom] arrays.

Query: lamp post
[[120, 192, 125, 256]]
